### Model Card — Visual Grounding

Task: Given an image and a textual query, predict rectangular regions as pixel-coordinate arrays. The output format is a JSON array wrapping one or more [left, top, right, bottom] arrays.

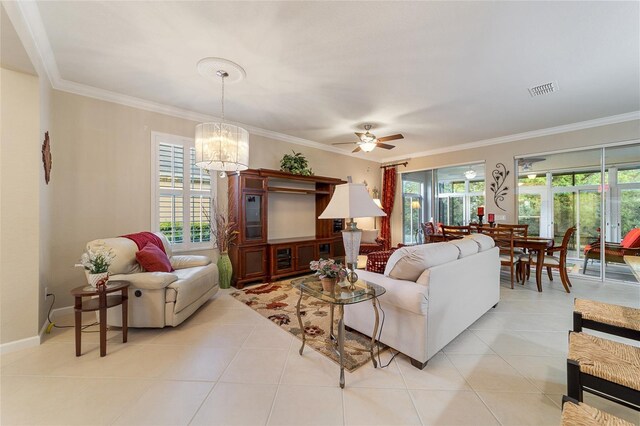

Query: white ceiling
[[1, 4, 36, 75], [20, 2, 640, 160]]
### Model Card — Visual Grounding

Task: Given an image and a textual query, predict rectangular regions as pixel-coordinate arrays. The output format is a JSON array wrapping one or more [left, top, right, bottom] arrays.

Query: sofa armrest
[[109, 272, 178, 290], [170, 255, 211, 270]]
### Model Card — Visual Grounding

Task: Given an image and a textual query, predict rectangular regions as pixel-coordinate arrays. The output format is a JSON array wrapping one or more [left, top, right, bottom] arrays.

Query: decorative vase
[[86, 271, 108, 288], [217, 252, 233, 289], [321, 277, 337, 293]]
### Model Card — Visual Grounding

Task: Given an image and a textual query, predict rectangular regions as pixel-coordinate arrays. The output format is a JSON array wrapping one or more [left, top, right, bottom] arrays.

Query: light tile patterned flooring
[[2, 275, 639, 425]]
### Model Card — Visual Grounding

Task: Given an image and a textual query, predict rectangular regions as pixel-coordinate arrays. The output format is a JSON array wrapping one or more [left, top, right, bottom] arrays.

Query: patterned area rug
[[231, 277, 383, 372]]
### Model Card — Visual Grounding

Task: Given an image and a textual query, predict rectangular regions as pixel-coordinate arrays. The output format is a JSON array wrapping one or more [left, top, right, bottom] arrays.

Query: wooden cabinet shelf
[[228, 169, 346, 288]]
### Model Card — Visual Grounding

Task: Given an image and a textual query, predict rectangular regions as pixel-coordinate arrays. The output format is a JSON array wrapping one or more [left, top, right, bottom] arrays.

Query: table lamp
[[318, 181, 387, 290]]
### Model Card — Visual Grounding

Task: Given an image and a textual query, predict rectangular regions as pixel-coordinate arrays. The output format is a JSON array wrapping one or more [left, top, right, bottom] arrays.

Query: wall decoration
[[489, 162, 509, 211], [41, 131, 52, 184]]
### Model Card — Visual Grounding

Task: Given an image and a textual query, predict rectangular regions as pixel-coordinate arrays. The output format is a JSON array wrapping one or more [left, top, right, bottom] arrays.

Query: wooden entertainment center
[[228, 168, 346, 288]]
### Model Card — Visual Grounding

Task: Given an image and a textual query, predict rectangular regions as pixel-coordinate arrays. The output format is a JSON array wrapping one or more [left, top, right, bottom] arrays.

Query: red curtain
[[380, 167, 397, 249]]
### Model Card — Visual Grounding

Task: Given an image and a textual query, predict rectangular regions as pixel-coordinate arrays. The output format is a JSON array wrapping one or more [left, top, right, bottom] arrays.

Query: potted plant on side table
[[77, 244, 115, 288], [310, 258, 347, 294]]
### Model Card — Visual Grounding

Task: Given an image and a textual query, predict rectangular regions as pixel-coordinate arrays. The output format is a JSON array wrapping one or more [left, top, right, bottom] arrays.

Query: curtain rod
[[380, 161, 408, 169]]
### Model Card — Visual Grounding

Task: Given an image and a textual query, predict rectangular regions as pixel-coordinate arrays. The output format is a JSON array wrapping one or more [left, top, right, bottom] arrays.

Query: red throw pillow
[[136, 242, 174, 272]]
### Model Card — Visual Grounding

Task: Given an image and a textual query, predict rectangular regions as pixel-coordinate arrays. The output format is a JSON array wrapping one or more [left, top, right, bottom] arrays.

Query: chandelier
[[195, 58, 249, 173]]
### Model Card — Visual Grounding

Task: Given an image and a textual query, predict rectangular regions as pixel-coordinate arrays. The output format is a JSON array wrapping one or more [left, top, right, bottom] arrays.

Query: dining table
[[513, 236, 555, 292]]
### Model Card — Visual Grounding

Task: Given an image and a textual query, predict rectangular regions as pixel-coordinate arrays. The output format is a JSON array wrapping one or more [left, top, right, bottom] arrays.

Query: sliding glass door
[[517, 142, 640, 283], [401, 163, 485, 244]]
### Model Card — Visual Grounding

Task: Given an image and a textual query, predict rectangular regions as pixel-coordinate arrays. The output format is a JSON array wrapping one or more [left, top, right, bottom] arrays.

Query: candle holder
[[487, 213, 495, 227], [478, 214, 484, 227]]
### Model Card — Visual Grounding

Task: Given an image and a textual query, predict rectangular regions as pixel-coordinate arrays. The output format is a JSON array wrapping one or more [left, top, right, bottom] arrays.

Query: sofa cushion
[[384, 242, 460, 281], [466, 234, 496, 251], [621, 228, 640, 248], [109, 272, 178, 290], [87, 238, 142, 275], [358, 270, 428, 315], [171, 255, 211, 270], [136, 242, 174, 272], [154, 232, 173, 257], [449, 238, 479, 258], [169, 263, 216, 312], [361, 230, 379, 244]]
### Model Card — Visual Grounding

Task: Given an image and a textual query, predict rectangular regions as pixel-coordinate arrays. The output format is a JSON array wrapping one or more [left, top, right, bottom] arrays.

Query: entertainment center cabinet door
[[271, 245, 295, 276], [238, 246, 268, 282], [241, 192, 267, 244], [294, 242, 317, 272]]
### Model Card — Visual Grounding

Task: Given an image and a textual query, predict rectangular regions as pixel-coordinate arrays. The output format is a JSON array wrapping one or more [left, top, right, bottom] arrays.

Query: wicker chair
[[573, 299, 640, 341], [561, 396, 634, 426], [583, 228, 640, 273], [567, 332, 640, 411]]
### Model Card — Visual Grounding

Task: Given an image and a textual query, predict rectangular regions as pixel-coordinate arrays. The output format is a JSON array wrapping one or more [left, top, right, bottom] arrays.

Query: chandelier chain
[[221, 74, 225, 122]]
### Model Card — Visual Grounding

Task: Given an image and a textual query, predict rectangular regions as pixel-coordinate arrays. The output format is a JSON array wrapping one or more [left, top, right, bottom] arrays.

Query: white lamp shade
[[373, 198, 383, 208], [195, 122, 249, 171], [318, 183, 387, 219]]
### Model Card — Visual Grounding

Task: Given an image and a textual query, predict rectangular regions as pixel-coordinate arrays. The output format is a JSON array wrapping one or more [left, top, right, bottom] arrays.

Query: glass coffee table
[[291, 276, 386, 388]]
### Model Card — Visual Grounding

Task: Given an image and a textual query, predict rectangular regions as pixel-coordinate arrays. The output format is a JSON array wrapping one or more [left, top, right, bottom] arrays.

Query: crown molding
[[10, 1, 640, 165], [383, 111, 640, 163], [9, 0, 370, 161]]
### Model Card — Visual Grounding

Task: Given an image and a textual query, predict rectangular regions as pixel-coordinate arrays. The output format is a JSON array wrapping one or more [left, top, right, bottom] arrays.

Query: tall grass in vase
[[206, 199, 239, 289]]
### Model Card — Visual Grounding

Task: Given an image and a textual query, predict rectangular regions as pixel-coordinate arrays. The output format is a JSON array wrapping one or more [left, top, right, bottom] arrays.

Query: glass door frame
[[515, 140, 640, 283]]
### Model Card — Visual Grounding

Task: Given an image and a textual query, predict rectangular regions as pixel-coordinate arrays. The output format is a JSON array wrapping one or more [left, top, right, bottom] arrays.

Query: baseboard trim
[[0, 335, 40, 355], [38, 305, 74, 343]]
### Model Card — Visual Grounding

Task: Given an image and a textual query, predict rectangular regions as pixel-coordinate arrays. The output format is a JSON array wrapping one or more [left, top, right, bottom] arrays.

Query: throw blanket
[[122, 232, 167, 254]]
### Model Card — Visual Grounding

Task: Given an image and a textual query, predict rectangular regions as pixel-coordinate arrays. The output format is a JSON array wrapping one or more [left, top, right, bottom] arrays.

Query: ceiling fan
[[332, 124, 404, 153], [517, 157, 546, 170]]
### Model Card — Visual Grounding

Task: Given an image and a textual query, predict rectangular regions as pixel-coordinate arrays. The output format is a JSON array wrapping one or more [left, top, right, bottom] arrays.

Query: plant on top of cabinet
[[279, 151, 314, 176]]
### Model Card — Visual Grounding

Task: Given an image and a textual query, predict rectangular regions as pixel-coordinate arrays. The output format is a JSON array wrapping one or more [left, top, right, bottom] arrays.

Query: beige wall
[[38, 73, 53, 330], [391, 120, 640, 246], [1, 68, 40, 344], [49, 91, 381, 311]]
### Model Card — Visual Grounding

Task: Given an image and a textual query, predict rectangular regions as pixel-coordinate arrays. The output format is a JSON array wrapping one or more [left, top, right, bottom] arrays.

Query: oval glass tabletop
[[291, 276, 386, 305]]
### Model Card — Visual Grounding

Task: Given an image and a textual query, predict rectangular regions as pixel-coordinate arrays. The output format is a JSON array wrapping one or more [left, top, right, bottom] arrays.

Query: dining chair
[[521, 226, 576, 293], [421, 222, 436, 243], [480, 227, 518, 288], [441, 225, 471, 240], [497, 223, 529, 258], [496, 223, 529, 238]]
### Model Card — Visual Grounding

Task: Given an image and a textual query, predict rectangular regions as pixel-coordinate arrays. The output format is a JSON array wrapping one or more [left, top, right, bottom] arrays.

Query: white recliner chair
[[86, 232, 219, 328]]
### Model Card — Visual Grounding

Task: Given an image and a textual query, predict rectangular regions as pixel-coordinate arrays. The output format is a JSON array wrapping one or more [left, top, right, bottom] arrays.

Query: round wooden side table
[[70, 281, 129, 357]]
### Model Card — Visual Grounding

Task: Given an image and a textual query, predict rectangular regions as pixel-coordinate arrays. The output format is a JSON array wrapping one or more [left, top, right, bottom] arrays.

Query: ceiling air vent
[[528, 81, 559, 97]]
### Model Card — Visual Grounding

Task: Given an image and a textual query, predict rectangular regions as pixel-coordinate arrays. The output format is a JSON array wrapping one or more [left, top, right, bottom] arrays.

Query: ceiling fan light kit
[[195, 57, 249, 173], [332, 124, 404, 153]]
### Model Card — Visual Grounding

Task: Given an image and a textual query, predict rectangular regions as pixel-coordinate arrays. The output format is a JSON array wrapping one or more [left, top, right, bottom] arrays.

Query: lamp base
[[342, 219, 361, 291], [346, 263, 358, 291]]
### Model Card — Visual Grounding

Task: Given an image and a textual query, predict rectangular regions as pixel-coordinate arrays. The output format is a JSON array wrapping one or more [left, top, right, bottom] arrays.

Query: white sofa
[[344, 234, 500, 369], [86, 233, 219, 328]]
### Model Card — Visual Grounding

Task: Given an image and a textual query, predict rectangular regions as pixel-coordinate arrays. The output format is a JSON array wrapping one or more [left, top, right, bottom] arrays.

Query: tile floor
[[1, 274, 639, 425]]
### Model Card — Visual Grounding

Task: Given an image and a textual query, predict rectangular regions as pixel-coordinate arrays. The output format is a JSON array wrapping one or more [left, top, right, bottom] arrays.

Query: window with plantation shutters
[[152, 132, 215, 250]]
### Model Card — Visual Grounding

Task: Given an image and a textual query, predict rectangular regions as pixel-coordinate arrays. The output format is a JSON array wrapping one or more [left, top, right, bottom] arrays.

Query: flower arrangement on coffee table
[[309, 258, 347, 292]]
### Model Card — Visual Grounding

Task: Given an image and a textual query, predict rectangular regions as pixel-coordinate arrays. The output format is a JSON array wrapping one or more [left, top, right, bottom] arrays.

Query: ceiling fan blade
[[377, 134, 404, 143], [332, 142, 357, 146], [376, 143, 395, 150], [352, 146, 362, 153]]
